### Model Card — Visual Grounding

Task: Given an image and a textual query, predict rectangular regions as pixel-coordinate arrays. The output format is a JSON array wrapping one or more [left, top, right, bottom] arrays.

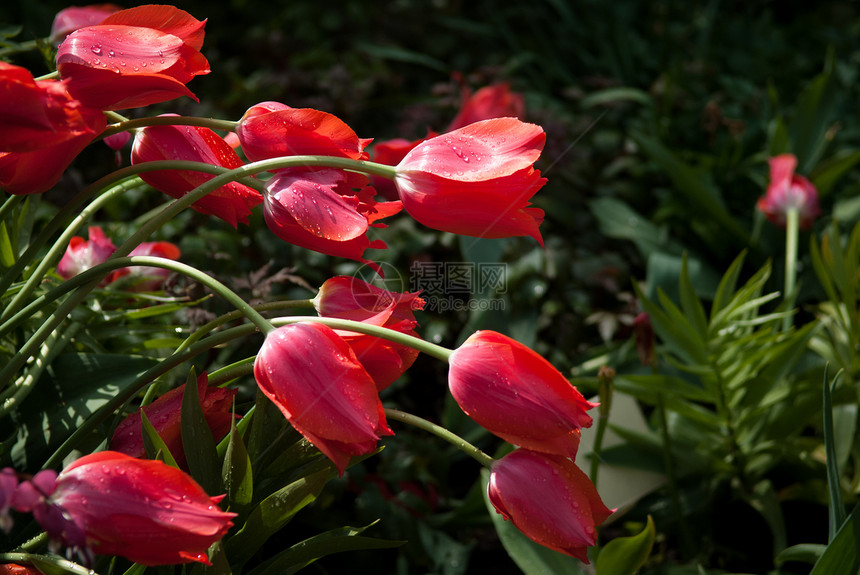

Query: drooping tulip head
[[253, 322, 394, 475], [448, 330, 596, 460], [488, 449, 613, 562], [394, 118, 546, 244]]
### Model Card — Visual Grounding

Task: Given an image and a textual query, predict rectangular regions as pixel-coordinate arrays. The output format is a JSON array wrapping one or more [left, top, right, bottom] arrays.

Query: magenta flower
[[757, 154, 820, 229], [488, 449, 613, 562], [448, 330, 596, 460], [253, 322, 394, 475]]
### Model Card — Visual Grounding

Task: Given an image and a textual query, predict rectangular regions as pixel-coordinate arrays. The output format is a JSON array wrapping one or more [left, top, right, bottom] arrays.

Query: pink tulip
[[488, 449, 613, 562], [448, 330, 596, 460], [13, 452, 235, 565], [757, 154, 820, 229], [56, 226, 117, 281], [253, 322, 393, 475], [394, 118, 546, 244]]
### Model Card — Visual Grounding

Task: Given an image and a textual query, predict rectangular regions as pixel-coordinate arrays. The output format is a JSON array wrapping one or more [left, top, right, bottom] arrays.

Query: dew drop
[[91, 46, 102, 55], [108, 49, 115, 57]]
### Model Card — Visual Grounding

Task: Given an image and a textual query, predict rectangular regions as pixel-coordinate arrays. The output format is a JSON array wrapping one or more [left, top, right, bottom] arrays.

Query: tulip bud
[[488, 449, 613, 562], [253, 322, 394, 475], [13, 452, 235, 566], [448, 330, 596, 460], [756, 154, 820, 229]]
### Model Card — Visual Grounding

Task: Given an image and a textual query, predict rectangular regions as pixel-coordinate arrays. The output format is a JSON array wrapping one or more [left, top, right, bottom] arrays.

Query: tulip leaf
[[0, 220, 15, 268], [245, 522, 404, 575], [0, 353, 158, 469], [222, 417, 253, 511], [226, 465, 333, 568], [595, 515, 656, 575], [181, 368, 220, 495], [809, 501, 860, 575], [823, 369, 846, 540], [140, 409, 179, 469], [480, 470, 589, 574], [776, 543, 827, 566]]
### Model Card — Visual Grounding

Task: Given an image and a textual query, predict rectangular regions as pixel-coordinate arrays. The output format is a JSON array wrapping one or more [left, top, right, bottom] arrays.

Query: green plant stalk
[[589, 367, 615, 484], [1, 155, 399, 389], [0, 323, 80, 420], [783, 206, 799, 332], [0, 194, 24, 223], [101, 115, 239, 139], [384, 408, 495, 468], [0, 160, 248, 324]]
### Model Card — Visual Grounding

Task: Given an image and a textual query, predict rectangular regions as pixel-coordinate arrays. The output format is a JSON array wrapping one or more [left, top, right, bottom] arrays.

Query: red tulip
[[13, 452, 235, 566], [368, 136, 431, 200], [394, 118, 546, 244], [131, 118, 262, 227], [56, 226, 117, 281], [0, 63, 106, 195], [314, 276, 425, 390], [756, 154, 820, 229], [448, 330, 596, 460], [488, 449, 613, 562], [56, 5, 210, 111], [50, 4, 122, 42], [237, 103, 402, 268], [446, 82, 525, 132], [110, 372, 237, 467], [0, 565, 41, 575], [254, 322, 394, 475]]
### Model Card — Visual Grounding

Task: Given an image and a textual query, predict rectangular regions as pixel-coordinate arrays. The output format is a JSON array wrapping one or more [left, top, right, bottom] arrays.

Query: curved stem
[[384, 408, 495, 468], [101, 115, 239, 139]]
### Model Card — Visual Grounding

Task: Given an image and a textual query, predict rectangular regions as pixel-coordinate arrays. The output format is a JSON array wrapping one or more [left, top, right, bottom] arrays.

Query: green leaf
[[140, 409, 179, 469], [711, 251, 747, 322], [823, 369, 846, 541], [631, 131, 748, 245], [789, 51, 839, 173], [181, 368, 220, 495], [811, 149, 860, 197], [246, 523, 404, 575], [678, 255, 709, 340], [590, 197, 681, 260], [226, 465, 333, 568], [810, 501, 860, 575], [19, 554, 93, 575], [222, 417, 253, 511], [581, 87, 652, 108], [0, 220, 15, 268], [595, 515, 655, 575], [776, 543, 827, 565], [1, 353, 158, 469], [480, 469, 588, 574]]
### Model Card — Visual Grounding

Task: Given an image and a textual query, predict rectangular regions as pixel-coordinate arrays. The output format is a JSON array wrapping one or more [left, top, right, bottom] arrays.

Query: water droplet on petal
[[91, 46, 102, 55]]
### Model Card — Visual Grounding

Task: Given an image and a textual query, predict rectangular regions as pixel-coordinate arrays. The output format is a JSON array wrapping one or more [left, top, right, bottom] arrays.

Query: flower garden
[[1, 2, 859, 574]]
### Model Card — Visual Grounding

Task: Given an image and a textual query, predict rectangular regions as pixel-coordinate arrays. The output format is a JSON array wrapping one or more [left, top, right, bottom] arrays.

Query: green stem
[[384, 408, 495, 468], [589, 366, 615, 484], [101, 115, 240, 139], [0, 194, 24, 223], [783, 206, 799, 332]]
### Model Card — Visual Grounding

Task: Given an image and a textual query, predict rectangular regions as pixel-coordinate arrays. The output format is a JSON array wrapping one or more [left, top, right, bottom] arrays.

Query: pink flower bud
[[56, 226, 117, 281], [448, 330, 596, 460], [488, 449, 613, 562]]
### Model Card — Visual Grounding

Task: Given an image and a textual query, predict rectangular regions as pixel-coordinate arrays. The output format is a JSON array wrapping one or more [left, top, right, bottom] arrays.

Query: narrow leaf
[[823, 368, 846, 540], [140, 409, 179, 469], [222, 416, 253, 510], [181, 368, 220, 495]]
